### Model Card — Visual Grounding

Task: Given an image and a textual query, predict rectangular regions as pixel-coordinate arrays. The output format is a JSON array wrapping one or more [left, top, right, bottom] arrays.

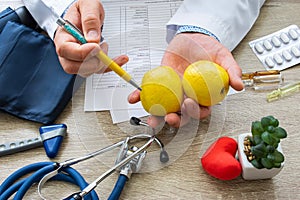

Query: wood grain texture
[[0, 1, 299, 199]]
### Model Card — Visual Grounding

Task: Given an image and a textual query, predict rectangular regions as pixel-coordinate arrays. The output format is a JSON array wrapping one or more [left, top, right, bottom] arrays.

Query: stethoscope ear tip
[[130, 117, 142, 126], [130, 116, 149, 127], [160, 150, 169, 163], [130, 116, 169, 163]]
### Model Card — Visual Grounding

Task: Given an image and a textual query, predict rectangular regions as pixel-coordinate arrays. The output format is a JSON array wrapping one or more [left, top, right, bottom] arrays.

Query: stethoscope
[[0, 117, 169, 200]]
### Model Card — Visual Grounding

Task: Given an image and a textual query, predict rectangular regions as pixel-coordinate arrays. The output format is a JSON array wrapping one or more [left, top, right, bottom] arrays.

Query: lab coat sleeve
[[167, 0, 266, 51], [22, 0, 75, 39]]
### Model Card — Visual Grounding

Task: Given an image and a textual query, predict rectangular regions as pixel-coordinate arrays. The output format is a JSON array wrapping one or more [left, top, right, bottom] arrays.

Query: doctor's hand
[[128, 33, 244, 128], [53, 0, 129, 77]]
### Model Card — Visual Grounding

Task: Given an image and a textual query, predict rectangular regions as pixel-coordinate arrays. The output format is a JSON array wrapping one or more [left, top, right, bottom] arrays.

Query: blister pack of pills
[[249, 24, 300, 71]]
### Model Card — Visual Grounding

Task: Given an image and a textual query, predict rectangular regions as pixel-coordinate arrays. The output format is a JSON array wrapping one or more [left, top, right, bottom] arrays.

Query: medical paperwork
[[85, 0, 183, 123]]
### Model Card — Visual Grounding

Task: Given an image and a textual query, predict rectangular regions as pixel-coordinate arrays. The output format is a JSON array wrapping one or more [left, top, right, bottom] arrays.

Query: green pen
[[56, 18, 87, 44]]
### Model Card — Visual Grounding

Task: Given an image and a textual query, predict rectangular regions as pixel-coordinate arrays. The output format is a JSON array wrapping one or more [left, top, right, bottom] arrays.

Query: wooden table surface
[[1, 0, 300, 199]]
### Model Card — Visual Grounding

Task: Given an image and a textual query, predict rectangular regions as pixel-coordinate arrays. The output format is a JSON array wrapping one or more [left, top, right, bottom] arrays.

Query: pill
[[263, 40, 273, 50], [265, 57, 275, 68], [288, 29, 298, 40], [254, 43, 264, 54], [10, 143, 16, 148], [282, 50, 292, 61], [271, 36, 281, 47], [280, 32, 290, 44], [291, 46, 300, 57], [273, 53, 283, 64]]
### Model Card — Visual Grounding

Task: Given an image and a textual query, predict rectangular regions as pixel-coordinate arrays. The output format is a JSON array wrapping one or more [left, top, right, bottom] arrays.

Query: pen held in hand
[[56, 18, 142, 91]]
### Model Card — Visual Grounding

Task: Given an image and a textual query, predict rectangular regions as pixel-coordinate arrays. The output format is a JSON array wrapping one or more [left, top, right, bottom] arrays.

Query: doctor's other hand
[[53, 0, 129, 77], [128, 32, 244, 128]]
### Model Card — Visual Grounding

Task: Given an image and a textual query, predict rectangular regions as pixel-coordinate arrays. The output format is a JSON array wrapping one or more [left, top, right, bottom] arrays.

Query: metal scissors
[[0, 117, 169, 200]]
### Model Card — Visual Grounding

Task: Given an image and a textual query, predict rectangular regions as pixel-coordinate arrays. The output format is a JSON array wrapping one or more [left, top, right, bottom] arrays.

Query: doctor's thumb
[[78, 0, 105, 43]]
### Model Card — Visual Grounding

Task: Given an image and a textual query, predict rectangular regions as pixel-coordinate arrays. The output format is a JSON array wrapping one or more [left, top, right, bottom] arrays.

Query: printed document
[[84, 0, 183, 123]]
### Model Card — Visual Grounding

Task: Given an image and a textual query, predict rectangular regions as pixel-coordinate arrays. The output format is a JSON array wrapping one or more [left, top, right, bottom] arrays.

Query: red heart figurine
[[201, 136, 242, 180]]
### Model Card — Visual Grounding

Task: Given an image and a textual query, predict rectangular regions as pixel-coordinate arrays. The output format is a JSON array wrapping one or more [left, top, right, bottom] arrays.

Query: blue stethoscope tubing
[[0, 161, 99, 200], [0, 127, 163, 200], [107, 174, 128, 200]]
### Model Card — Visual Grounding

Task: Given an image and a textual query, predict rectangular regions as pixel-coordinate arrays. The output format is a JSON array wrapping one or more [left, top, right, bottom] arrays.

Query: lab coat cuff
[[176, 25, 220, 42], [48, 0, 77, 39], [166, 13, 236, 51], [23, 0, 75, 39], [61, 0, 78, 17]]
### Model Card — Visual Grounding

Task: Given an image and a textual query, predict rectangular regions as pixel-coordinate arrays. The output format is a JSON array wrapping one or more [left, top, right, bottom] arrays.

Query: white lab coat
[[167, 0, 266, 50], [23, 0, 265, 51]]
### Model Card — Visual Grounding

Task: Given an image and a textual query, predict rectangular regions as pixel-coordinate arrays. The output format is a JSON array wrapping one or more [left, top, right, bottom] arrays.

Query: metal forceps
[[0, 117, 168, 200]]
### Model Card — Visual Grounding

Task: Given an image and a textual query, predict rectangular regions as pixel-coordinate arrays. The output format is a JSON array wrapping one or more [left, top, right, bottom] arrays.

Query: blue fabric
[[0, 7, 20, 33], [0, 9, 83, 124]]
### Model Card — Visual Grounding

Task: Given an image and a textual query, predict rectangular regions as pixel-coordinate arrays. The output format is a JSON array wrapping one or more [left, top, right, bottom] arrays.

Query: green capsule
[[273, 162, 282, 168], [251, 159, 264, 169], [251, 142, 267, 158], [267, 125, 275, 133], [266, 145, 275, 153], [267, 153, 275, 162], [273, 150, 284, 163], [253, 135, 262, 146], [261, 131, 277, 146], [261, 117, 272, 129], [270, 118, 279, 127], [251, 121, 264, 136], [273, 127, 287, 138], [261, 158, 273, 169], [266, 115, 275, 120]]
